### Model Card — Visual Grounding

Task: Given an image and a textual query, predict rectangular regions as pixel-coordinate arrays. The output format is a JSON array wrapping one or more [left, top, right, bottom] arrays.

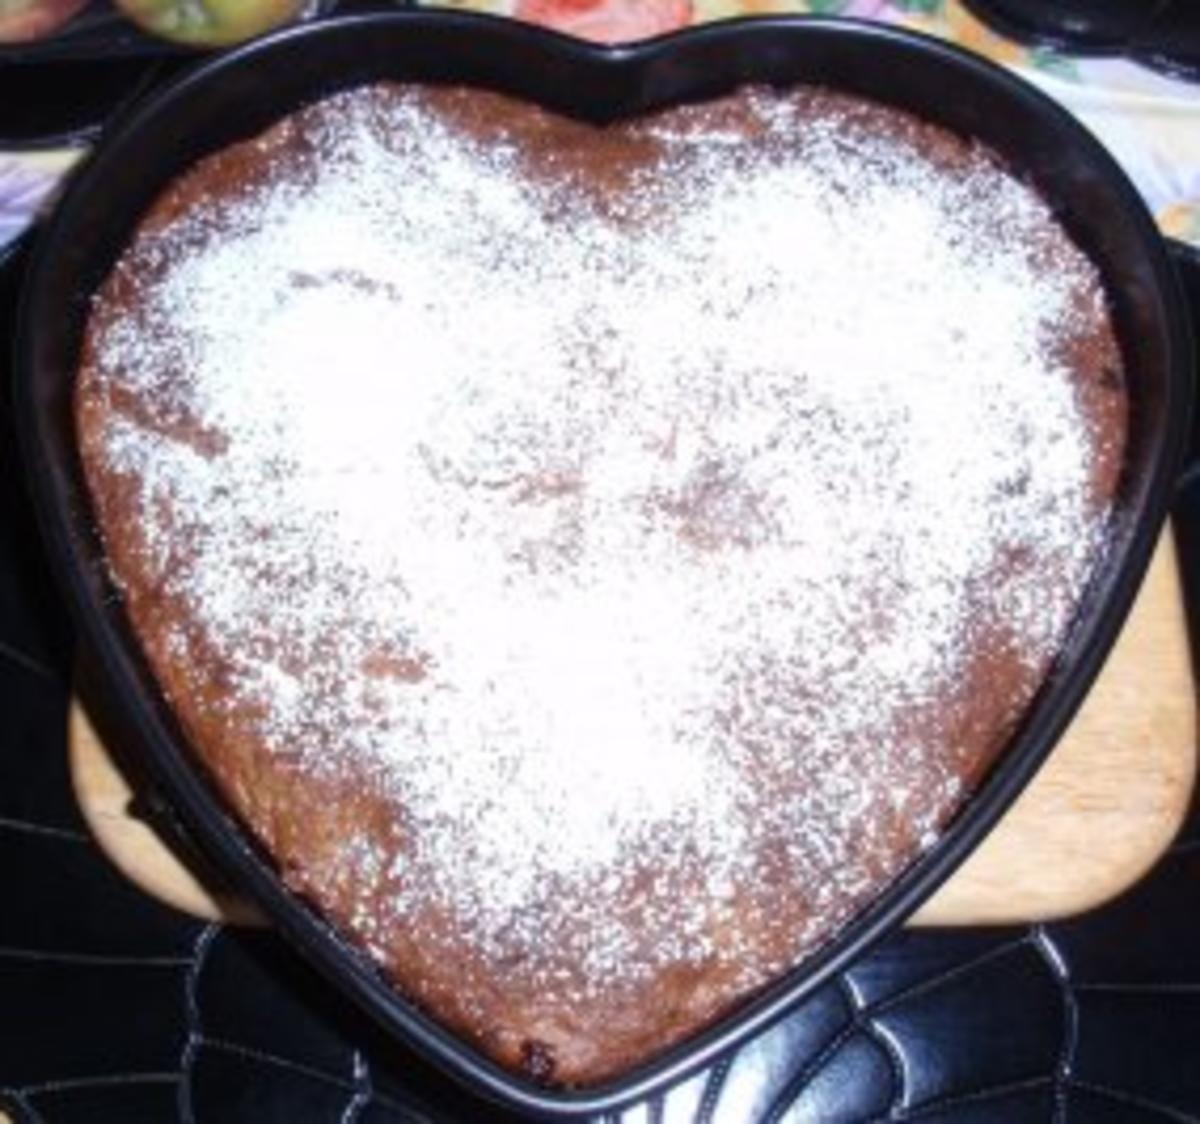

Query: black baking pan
[[12, 10, 1193, 1117]]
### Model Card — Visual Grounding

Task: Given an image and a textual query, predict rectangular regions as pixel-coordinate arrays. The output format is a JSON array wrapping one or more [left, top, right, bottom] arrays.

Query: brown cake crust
[[75, 84, 1126, 1085]]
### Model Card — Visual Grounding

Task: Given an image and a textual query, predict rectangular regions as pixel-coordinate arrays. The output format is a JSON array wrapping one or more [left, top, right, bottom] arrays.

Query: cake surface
[[75, 83, 1126, 1085]]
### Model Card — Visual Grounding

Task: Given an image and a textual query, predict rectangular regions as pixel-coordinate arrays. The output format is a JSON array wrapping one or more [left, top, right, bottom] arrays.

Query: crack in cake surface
[[76, 84, 1125, 1082]]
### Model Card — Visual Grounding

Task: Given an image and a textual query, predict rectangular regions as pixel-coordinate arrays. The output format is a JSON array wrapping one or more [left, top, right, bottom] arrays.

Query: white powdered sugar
[[89, 86, 1115, 996]]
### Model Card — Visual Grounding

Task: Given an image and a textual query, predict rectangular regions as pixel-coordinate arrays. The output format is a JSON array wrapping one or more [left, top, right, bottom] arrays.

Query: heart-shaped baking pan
[[13, 10, 1193, 1117]]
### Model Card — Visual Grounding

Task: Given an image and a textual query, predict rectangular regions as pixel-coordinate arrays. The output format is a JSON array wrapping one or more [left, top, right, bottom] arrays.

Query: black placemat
[[2, 154, 1199, 1124]]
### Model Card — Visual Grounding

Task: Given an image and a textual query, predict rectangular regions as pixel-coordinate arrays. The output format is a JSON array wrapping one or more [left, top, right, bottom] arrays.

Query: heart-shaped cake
[[74, 82, 1125, 1086]]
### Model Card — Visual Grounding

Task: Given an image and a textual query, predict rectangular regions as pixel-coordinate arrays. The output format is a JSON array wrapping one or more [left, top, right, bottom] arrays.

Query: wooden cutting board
[[68, 528, 1196, 928]]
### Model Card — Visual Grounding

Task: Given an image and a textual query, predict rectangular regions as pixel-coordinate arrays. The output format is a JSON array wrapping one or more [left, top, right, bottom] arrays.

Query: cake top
[[84, 85, 1119, 1011]]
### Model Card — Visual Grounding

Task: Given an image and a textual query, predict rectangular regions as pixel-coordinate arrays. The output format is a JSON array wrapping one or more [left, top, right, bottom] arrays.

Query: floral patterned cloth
[[3, 0, 1200, 250]]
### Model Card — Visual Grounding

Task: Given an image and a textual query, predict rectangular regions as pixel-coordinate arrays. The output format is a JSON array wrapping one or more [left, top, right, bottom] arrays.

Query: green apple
[[0, 0, 88, 43], [115, 0, 309, 46]]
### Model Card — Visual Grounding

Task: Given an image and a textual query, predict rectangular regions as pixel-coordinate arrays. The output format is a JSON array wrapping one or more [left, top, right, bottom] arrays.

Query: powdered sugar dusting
[[85, 86, 1116, 1001]]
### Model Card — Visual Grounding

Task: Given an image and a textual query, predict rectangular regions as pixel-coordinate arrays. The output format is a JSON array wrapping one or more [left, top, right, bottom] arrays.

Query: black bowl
[[13, 10, 1193, 1117]]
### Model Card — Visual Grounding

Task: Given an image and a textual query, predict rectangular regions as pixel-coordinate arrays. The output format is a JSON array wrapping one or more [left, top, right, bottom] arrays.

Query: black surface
[[2, 50, 1200, 1124], [963, 0, 1167, 50], [0, 57, 170, 148], [965, 0, 1200, 82], [1133, 7, 1200, 88]]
